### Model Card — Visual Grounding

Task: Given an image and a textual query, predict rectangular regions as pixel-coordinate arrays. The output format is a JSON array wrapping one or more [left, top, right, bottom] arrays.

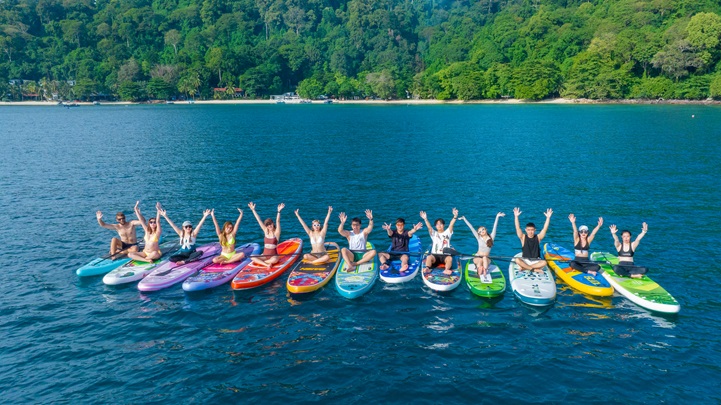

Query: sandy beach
[[1, 97, 719, 106]]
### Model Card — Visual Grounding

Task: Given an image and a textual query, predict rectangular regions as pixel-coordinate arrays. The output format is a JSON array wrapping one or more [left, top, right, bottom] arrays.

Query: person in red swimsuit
[[249, 202, 284, 268]]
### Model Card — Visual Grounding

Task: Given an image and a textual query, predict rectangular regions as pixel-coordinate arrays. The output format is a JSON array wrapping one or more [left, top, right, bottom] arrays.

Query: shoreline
[[1, 98, 720, 106]]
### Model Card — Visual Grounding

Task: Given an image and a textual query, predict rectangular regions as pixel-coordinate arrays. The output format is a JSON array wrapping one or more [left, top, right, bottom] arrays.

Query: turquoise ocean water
[[1, 104, 720, 402]]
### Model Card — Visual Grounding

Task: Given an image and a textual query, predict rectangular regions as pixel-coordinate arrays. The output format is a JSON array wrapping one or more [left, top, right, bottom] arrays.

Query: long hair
[[220, 221, 233, 245]]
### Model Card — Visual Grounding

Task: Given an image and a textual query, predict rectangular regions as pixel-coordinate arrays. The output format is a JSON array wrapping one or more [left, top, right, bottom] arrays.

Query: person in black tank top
[[610, 223, 648, 278], [568, 214, 603, 275], [513, 207, 553, 272]]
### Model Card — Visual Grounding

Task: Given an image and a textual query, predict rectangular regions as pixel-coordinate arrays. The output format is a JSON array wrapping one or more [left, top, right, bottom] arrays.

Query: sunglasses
[[149, 221, 156, 225], [184, 225, 193, 229], [312, 223, 321, 227], [579, 230, 588, 234]]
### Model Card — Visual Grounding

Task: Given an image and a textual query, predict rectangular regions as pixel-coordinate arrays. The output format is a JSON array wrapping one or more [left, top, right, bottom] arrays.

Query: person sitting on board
[[210, 208, 245, 264], [95, 202, 143, 260], [609, 222, 648, 279], [249, 202, 285, 269], [295, 206, 333, 264], [420, 208, 459, 276], [459, 211, 505, 278], [127, 202, 163, 263], [378, 218, 423, 273], [513, 207, 553, 273], [158, 203, 211, 265], [568, 214, 603, 275], [338, 210, 376, 272]]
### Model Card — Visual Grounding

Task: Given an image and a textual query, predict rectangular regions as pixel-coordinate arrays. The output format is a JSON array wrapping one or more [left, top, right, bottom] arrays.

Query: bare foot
[[399, 264, 408, 273], [346, 263, 356, 272], [631, 274, 642, 279], [588, 270, 597, 276], [380, 263, 389, 270], [422, 267, 431, 275], [443, 269, 452, 276]]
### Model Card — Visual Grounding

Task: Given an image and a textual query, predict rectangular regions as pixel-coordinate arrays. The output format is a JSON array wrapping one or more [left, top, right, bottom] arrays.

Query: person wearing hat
[[158, 203, 211, 264], [568, 214, 603, 275]]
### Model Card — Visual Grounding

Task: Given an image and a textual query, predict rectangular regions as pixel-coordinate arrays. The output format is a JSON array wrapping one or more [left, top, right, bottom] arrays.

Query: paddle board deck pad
[[335, 242, 377, 299], [543, 243, 613, 297], [230, 238, 303, 290], [591, 252, 680, 314], [465, 260, 505, 297], [138, 243, 221, 292], [102, 241, 179, 285], [182, 243, 260, 292], [421, 253, 461, 292], [379, 235, 422, 283], [287, 242, 340, 293], [508, 252, 556, 306]]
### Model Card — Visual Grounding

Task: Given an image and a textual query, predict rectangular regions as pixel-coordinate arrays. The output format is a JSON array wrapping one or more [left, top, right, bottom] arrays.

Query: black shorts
[[388, 253, 405, 261], [570, 260, 600, 273], [613, 261, 647, 277], [121, 241, 138, 250], [430, 254, 449, 267]]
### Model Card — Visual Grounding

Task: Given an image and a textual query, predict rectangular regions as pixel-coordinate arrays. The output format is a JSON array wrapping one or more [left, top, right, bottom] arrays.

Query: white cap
[[182, 221, 193, 227], [579, 225, 589, 232]]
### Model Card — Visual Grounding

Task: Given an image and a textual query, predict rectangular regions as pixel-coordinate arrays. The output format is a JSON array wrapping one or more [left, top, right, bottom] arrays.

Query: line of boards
[[75, 237, 680, 314]]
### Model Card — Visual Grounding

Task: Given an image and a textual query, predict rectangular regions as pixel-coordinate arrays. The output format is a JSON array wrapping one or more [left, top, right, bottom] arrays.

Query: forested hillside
[[2, 0, 721, 101]]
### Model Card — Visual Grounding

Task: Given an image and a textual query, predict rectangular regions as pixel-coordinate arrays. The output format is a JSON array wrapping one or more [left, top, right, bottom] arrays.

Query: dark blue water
[[1, 104, 720, 402]]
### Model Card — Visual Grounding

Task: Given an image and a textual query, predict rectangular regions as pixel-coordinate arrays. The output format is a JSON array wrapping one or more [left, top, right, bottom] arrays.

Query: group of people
[[96, 203, 649, 279]]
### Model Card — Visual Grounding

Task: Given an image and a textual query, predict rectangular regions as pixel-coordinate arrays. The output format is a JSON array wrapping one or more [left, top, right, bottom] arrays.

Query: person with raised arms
[[338, 210, 376, 272], [127, 202, 163, 263], [609, 222, 648, 279], [568, 214, 603, 275], [513, 207, 553, 272], [420, 208, 459, 276], [95, 202, 143, 260], [295, 206, 333, 264], [459, 211, 505, 277], [158, 203, 211, 264], [378, 218, 423, 273], [249, 202, 285, 269], [210, 208, 245, 264]]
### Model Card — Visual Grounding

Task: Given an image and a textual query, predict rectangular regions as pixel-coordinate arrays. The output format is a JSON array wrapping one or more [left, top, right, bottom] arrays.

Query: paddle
[[100, 243, 145, 261]]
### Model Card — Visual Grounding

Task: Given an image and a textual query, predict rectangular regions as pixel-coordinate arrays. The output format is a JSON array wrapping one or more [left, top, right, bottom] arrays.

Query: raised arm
[[211, 209, 221, 237], [447, 208, 459, 233], [274, 203, 284, 238], [321, 206, 333, 236], [420, 211, 433, 238], [337, 212, 350, 238], [233, 208, 243, 235], [587, 217, 603, 244], [407, 222, 423, 237], [96, 211, 117, 230], [632, 222, 647, 250], [158, 203, 181, 236], [569, 213, 578, 244], [248, 202, 265, 231], [193, 210, 211, 238], [513, 207, 523, 240], [460, 216, 479, 239], [295, 209, 312, 235], [382, 222, 393, 237], [537, 208, 553, 241], [154, 206, 162, 234], [134, 201, 148, 232], [363, 209, 374, 236], [609, 224, 621, 250], [490, 212, 504, 240]]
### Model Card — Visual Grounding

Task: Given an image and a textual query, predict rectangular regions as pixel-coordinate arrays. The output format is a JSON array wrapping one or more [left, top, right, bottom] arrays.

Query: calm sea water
[[1, 104, 720, 402]]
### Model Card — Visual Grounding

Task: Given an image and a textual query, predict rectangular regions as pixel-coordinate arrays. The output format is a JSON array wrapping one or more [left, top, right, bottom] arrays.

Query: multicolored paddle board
[[335, 242, 377, 299], [77, 256, 131, 277], [591, 252, 680, 314], [379, 235, 422, 283], [508, 252, 556, 306], [182, 243, 260, 292], [230, 238, 303, 290], [102, 241, 179, 285], [421, 253, 461, 292], [137, 243, 221, 292], [464, 259, 505, 297], [543, 243, 613, 296], [286, 242, 340, 294]]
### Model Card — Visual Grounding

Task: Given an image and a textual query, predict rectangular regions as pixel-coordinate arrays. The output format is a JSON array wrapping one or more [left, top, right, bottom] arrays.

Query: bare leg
[[379, 252, 390, 270], [473, 257, 483, 277], [310, 254, 330, 265], [341, 248, 356, 271], [423, 255, 436, 274], [399, 254, 409, 272], [530, 260, 547, 273], [128, 251, 153, 263], [225, 252, 246, 264], [516, 258, 533, 270], [443, 255, 453, 275], [355, 250, 376, 266]]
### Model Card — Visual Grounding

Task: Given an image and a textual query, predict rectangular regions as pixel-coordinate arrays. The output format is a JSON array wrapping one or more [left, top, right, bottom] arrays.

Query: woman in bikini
[[459, 211, 504, 277], [128, 202, 163, 263], [249, 202, 284, 268], [158, 203, 211, 264], [568, 214, 603, 275], [211, 208, 245, 264], [610, 222, 648, 278], [295, 206, 333, 264]]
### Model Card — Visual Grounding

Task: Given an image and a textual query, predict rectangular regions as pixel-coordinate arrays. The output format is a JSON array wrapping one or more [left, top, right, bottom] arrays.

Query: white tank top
[[180, 235, 196, 250], [349, 231, 366, 250]]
